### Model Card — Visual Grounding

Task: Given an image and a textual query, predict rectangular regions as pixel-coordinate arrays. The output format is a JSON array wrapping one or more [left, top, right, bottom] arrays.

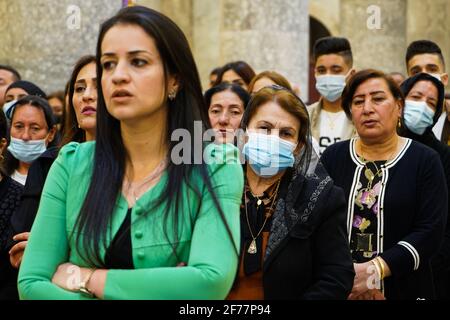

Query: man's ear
[[346, 68, 356, 82], [440, 73, 449, 86]]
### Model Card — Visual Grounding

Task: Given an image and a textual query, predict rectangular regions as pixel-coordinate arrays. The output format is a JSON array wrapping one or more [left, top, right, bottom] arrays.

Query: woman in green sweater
[[18, 6, 244, 300]]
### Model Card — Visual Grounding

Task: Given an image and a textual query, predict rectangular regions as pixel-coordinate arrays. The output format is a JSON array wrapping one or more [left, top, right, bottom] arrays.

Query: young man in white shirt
[[308, 37, 356, 155]]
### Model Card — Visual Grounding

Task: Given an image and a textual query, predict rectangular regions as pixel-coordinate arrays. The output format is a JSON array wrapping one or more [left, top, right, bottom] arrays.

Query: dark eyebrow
[[256, 120, 274, 127], [75, 77, 97, 84], [353, 90, 386, 99], [281, 126, 297, 133], [102, 50, 151, 57]]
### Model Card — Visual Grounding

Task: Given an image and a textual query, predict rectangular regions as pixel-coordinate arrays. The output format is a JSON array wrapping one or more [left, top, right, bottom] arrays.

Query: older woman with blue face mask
[[399, 72, 450, 300], [227, 85, 354, 300]]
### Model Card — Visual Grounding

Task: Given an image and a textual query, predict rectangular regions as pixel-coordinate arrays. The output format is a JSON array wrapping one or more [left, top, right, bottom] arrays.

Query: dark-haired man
[[405, 40, 448, 141], [308, 36, 356, 154], [0, 65, 21, 110]]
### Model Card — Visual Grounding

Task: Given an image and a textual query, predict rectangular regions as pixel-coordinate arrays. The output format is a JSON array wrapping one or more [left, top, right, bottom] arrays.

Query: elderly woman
[[227, 85, 354, 300], [399, 72, 450, 300], [204, 82, 250, 144], [321, 69, 447, 300], [4, 96, 57, 185]]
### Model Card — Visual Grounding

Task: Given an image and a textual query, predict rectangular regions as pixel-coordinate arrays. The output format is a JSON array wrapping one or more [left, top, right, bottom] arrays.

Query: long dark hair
[[73, 6, 237, 266], [60, 55, 96, 146]]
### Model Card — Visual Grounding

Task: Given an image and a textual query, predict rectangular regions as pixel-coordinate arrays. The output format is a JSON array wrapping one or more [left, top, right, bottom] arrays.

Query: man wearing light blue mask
[[308, 36, 356, 155], [405, 40, 449, 142]]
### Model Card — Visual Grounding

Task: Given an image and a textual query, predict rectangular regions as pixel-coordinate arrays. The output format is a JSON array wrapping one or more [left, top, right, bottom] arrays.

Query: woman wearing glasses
[[227, 85, 354, 300]]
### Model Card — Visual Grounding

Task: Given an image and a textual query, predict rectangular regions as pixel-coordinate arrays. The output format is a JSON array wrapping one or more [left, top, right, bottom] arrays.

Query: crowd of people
[[0, 5, 449, 300]]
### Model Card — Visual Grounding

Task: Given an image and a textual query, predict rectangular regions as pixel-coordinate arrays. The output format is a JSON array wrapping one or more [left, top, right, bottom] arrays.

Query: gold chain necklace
[[324, 111, 342, 131], [245, 179, 281, 254], [358, 138, 399, 190], [250, 186, 279, 207]]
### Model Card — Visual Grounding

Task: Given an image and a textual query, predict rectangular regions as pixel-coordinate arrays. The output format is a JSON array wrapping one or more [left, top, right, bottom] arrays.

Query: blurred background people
[[204, 82, 249, 144], [213, 60, 256, 91], [0, 65, 21, 111]]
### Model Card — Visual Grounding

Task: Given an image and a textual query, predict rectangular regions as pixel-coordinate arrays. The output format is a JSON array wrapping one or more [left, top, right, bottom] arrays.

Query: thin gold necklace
[[245, 179, 281, 254], [358, 138, 399, 189]]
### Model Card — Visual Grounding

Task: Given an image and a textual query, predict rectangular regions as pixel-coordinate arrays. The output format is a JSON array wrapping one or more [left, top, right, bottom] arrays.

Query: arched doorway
[[308, 16, 331, 104]]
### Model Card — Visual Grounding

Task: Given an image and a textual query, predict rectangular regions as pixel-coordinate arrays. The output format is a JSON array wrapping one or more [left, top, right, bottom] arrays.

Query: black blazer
[[259, 161, 355, 299], [322, 138, 447, 299]]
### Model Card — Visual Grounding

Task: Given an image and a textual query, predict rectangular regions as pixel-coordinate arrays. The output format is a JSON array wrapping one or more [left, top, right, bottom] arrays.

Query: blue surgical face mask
[[403, 100, 435, 135], [7, 137, 48, 163], [242, 132, 297, 178], [315, 74, 347, 102], [2, 100, 17, 119], [429, 73, 442, 82]]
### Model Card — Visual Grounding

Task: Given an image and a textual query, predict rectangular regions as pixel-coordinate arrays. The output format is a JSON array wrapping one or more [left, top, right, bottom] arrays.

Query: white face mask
[[2, 100, 17, 119], [315, 71, 351, 102], [429, 73, 442, 82], [7, 137, 48, 163]]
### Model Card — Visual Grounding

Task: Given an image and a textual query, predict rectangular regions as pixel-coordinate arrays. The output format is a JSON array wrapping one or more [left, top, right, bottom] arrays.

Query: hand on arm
[[9, 232, 30, 268]]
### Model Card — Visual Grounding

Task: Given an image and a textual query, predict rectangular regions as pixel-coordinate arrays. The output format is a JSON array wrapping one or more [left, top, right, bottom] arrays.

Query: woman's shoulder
[[57, 141, 95, 159], [54, 141, 95, 171], [405, 139, 440, 161]]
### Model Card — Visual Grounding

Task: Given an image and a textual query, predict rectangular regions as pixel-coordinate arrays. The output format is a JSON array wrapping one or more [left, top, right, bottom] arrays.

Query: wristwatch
[[79, 270, 95, 297]]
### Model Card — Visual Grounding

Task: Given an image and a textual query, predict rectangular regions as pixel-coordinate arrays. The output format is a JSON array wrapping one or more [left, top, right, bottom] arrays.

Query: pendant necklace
[[245, 179, 281, 254]]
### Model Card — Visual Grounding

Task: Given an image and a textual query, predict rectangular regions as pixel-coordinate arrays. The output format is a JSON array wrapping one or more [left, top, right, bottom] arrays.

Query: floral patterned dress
[[350, 160, 386, 263]]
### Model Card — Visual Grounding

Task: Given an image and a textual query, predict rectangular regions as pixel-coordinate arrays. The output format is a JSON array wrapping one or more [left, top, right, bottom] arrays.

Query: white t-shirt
[[432, 113, 446, 141], [318, 110, 348, 154], [11, 170, 27, 185]]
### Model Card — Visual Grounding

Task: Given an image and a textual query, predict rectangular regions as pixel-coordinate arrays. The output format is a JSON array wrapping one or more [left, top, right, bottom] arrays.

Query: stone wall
[[0, 0, 122, 94]]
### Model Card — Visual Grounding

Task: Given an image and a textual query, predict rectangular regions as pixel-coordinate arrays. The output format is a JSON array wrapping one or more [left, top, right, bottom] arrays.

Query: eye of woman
[[372, 95, 386, 104], [75, 84, 86, 93], [352, 98, 365, 107], [209, 107, 221, 115], [280, 129, 293, 137], [101, 60, 116, 71], [131, 58, 147, 67]]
